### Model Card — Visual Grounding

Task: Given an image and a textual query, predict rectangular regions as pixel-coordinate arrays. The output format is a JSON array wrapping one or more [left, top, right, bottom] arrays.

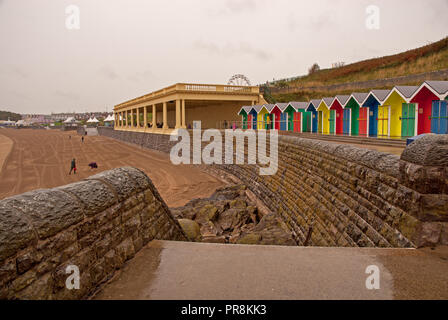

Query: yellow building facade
[[113, 83, 266, 134]]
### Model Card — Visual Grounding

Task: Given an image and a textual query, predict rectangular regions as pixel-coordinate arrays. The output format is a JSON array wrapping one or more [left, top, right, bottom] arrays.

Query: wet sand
[[0, 129, 224, 207], [94, 241, 448, 300], [0, 130, 13, 174]]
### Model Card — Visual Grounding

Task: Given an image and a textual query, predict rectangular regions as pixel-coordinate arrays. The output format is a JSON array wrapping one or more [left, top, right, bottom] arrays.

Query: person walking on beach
[[81, 136, 84, 143], [69, 158, 77, 175]]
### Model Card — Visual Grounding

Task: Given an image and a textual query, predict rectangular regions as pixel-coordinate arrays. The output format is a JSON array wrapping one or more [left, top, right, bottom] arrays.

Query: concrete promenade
[[94, 240, 448, 300]]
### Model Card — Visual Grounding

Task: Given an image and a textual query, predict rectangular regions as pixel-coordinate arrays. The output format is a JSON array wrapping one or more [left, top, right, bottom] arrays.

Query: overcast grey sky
[[0, 0, 447, 114]]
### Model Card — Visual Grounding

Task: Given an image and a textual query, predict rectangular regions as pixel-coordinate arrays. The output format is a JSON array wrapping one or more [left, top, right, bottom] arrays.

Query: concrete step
[[93, 240, 448, 300]]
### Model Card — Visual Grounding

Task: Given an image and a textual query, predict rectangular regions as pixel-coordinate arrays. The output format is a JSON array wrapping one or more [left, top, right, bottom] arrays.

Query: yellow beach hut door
[[318, 111, 323, 133], [378, 106, 391, 138]]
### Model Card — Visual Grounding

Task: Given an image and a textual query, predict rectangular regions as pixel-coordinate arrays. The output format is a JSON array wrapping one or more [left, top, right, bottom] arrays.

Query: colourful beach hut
[[286, 102, 310, 132], [331, 95, 350, 135], [247, 105, 261, 130], [238, 106, 252, 129], [306, 99, 320, 133], [380, 86, 419, 139], [361, 90, 391, 137], [257, 104, 274, 130], [409, 81, 448, 135], [317, 98, 334, 135], [270, 103, 288, 131], [345, 93, 369, 137]]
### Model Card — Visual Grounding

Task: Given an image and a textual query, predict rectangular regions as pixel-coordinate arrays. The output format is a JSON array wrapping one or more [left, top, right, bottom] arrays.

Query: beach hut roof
[[425, 81, 448, 95], [261, 104, 276, 113], [410, 80, 448, 101], [238, 106, 252, 115], [349, 93, 369, 105], [306, 99, 321, 111], [385, 86, 419, 102], [335, 95, 351, 106], [287, 102, 308, 111], [364, 90, 391, 105], [321, 97, 334, 108], [396, 86, 419, 99], [273, 103, 289, 112], [249, 105, 263, 114]]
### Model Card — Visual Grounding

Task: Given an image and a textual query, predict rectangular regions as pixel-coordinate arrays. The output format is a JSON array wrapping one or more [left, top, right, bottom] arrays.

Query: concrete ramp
[[94, 241, 448, 300]]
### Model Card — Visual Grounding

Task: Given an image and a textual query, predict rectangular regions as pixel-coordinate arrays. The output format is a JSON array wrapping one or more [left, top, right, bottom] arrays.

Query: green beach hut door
[[401, 103, 417, 138], [329, 109, 336, 135]]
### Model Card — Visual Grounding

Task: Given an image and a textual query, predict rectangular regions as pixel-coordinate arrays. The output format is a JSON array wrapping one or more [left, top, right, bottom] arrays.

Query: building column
[[136, 107, 140, 128], [132, 109, 134, 127], [152, 105, 156, 131], [125, 110, 128, 127], [144, 106, 147, 130], [175, 100, 181, 129], [181, 99, 186, 129], [163, 102, 168, 129]]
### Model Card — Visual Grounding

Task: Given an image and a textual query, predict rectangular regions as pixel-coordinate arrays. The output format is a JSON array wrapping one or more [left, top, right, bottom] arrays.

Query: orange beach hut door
[[358, 107, 369, 137], [294, 112, 302, 132], [247, 114, 253, 129]]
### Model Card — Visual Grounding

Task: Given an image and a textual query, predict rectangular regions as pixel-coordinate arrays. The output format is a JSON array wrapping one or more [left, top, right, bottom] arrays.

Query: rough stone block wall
[[98, 128, 448, 248], [98, 127, 176, 153], [218, 136, 448, 248], [0, 167, 187, 299]]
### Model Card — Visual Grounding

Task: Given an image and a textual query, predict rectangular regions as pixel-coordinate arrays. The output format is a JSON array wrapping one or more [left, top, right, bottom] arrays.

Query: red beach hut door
[[294, 112, 302, 132], [359, 107, 369, 137], [247, 115, 253, 129]]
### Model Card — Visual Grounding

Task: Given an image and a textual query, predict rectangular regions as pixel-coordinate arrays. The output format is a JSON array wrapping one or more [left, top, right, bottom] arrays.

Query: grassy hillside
[[0, 110, 21, 121], [274, 37, 448, 89]]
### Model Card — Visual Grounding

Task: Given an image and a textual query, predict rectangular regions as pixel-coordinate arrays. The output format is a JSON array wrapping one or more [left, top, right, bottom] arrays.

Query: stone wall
[[98, 127, 448, 248], [0, 167, 187, 299], [98, 127, 176, 153], [218, 135, 448, 248]]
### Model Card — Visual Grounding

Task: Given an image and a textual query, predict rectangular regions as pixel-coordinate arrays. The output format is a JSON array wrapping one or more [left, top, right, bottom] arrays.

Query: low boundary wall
[[0, 167, 187, 299]]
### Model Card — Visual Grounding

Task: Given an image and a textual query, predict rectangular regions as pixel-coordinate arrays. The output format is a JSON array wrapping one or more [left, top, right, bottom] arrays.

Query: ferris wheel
[[227, 74, 251, 86]]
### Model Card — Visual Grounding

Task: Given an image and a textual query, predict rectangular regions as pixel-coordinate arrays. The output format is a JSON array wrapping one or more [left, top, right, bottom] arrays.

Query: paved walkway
[[93, 241, 448, 300]]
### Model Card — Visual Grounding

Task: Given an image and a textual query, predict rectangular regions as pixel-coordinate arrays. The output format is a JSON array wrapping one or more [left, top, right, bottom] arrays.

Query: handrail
[[115, 83, 259, 110]]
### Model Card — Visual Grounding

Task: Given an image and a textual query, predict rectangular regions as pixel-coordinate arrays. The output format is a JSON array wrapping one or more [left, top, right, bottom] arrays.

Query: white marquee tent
[[86, 117, 99, 123]]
